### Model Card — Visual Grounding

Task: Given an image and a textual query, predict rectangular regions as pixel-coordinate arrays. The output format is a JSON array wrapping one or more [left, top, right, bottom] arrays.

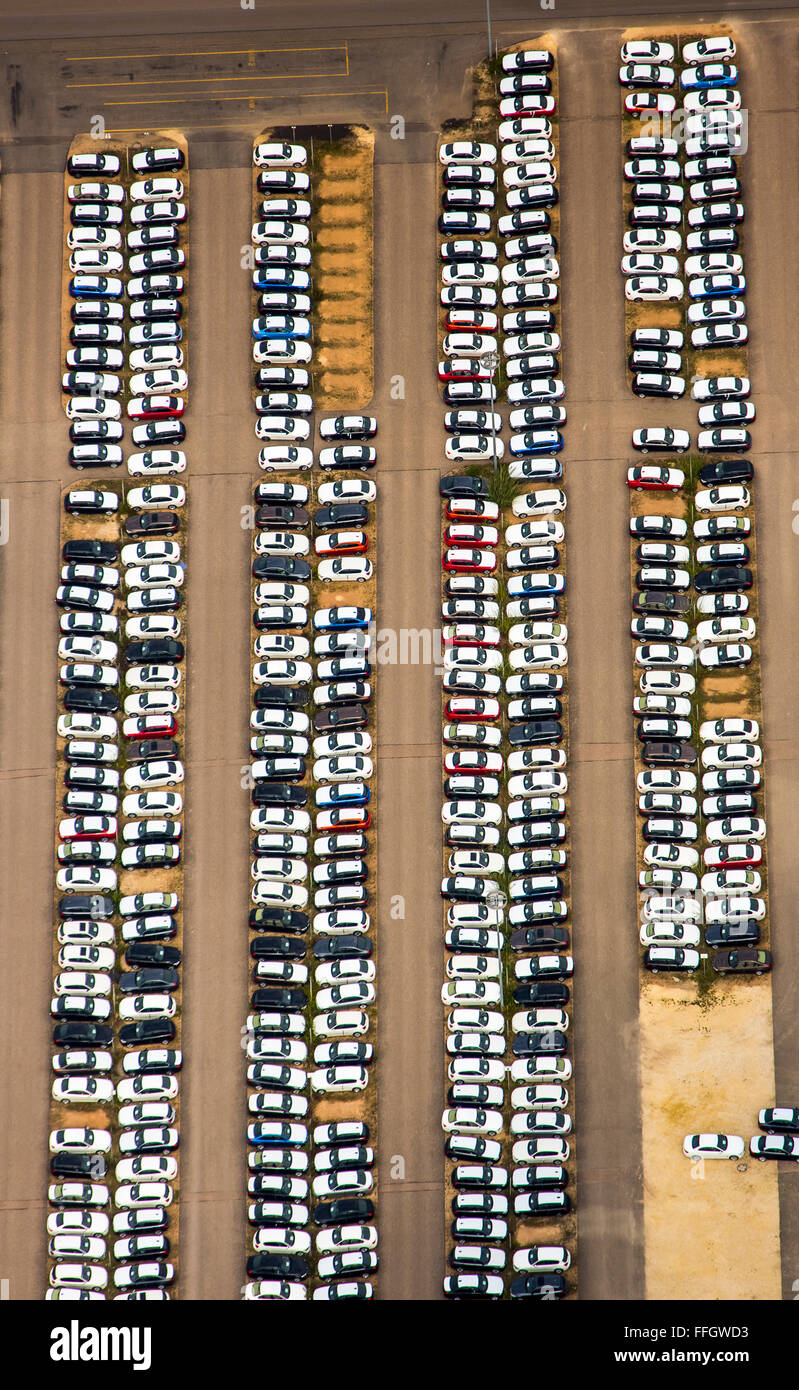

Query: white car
[[699, 717, 759, 743], [706, 816, 766, 844], [625, 275, 683, 302], [440, 140, 497, 164], [128, 450, 186, 477], [254, 141, 308, 167], [695, 485, 750, 513], [682, 1133, 744, 1160], [123, 760, 184, 790], [126, 665, 181, 690], [640, 921, 701, 948], [699, 643, 751, 670], [512, 1245, 571, 1273], [50, 1127, 113, 1155], [318, 557, 373, 584], [701, 742, 762, 770], [127, 484, 186, 511], [258, 446, 314, 472], [682, 36, 736, 64], [119, 994, 177, 1021], [632, 427, 690, 452], [56, 867, 117, 892]]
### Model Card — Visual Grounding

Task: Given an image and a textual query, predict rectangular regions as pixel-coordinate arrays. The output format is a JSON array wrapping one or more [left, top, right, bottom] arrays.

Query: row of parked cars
[[628, 459, 768, 976], [46, 142, 189, 1301], [63, 143, 189, 479], [437, 51, 573, 1301], [619, 33, 746, 402], [49, 488, 187, 1297], [243, 137, 379, 1301], [683, 1108, 799, 1165], [623, 39, 770, 977]]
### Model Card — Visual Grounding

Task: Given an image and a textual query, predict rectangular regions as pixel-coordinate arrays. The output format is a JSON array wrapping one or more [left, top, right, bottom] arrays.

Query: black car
[[250, 987, 308, 1011], [312, 704, 368, 734], [134, 420, 185, 447], [250, 935, 307, 961], [508, 719, 563, 747], [51, 1153, 108, 1179], [249, 907, 309, 934], [633, 590, 691, 615], [630, 516, 683, 540], [758, 1108, 799, 1135], [705, 920, 761, 947], [246, 1252, 309, 1280], [119, 1019, 177, 1048], [508, 820, 565, 847], [513, 981, 570, 1006], [59, 894, 115, 920], [251, 782, 308, 809], [694, 566, 753, 593], [509, 874, 563, 901], [255, 504, 310, 530], [711, 948, 772, 975], [119, 967, 180, 994], [313, 1197, 375, 1227], [510, 926, 570, 951], [127, 739, 180, 765], [642, 741, 697, 767], [313, 935, 373, 961], [252, 555, 312, 582], [439, 474, 489, 500], [125, 638, 184, 664], [510, 1273, 567, 1300], [116, 1208, 170, 1233], [124, 511, 180, 537], [512, 1031, 569, 1057], [251, 756, 305, 783], [124, 943, 182, 969], [62, 539, 118, 563], [253, 685, 308, 710], [63, 688, 119, 713], [698, 458, 753, 486], [53, 1021, 114, 1047], [314, 503, 369, 531]]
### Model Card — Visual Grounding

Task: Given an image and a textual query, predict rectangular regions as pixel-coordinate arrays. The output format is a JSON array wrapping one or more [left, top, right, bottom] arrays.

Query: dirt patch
[[639, 981, 781, 1300]]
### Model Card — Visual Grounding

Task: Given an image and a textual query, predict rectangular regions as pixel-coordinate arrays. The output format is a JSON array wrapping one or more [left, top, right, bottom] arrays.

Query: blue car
[[247, 1122, 307, 1148], [680, 63, 737, 90], [689, 273, 746, 299], [509, 430, 564, 457], [69, 275, 123, 299], [252, 315, 311, 341], [508, 573, 566, 598], [252, 268, 311, 293], [313, 606, 372, 633], [316, 782, 370, 809]]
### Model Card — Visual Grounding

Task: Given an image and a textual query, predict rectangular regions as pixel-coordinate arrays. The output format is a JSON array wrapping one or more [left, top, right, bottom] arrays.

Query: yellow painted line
[[68, 69, 344, 89], [345, 42, 350, 77], [68, 45, 348, 62], [101, 89, 388, 109]]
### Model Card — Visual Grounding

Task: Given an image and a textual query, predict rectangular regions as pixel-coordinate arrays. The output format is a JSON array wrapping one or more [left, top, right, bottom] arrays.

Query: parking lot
[[1, 0, 799, 1303]]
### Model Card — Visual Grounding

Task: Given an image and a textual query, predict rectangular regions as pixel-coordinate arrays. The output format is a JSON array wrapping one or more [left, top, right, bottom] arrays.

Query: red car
[[626, 465, 684, 492], [442, 548, 498, 574], [127, 394, 185, 420], [446, 498, 500, 523], [315, 531, 369, 556], [703, 843, 762, 869], [499, 94, 557, 117], [122, 714, 178, 739], [445, 524, 499, 549], [444, 696, 500, 722], [59, 815, 116, 841], [315, 807, 372, 833], [445, 310, 498, 333], [437, 358, 491, 383]]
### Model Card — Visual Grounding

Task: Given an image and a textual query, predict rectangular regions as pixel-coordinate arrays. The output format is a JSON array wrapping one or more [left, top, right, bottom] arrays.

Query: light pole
[[486, 887, 507, 1008], [485, 350, 500, 473], [486, 0, 493, 58]]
